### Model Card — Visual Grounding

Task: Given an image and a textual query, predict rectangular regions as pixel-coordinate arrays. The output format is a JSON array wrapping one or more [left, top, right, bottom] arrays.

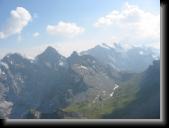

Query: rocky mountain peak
[[35, 46, 65, 64]]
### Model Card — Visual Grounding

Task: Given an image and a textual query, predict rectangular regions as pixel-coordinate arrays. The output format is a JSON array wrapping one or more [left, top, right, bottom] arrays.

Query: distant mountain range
[[0, 44, 160, 119], [81, 43, 158, 72]]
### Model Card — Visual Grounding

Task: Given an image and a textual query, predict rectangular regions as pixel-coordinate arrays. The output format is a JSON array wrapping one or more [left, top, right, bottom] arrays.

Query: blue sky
[[0, 0, 160, 58]]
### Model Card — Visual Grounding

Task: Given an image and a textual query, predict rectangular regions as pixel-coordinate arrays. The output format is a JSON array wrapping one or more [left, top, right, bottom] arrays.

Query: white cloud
[[94, 2, 159, 29], [0, 7, 32, 39], [47, 21, 85, 37], [33, 32, 40, 37], [94, 2, 160, 49]]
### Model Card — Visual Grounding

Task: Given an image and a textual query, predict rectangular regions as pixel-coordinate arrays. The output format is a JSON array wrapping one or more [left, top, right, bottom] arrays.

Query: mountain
[[103, 60, 160, 119], [0, 46, 160, 119], [0, 47, 88, 118], [81, 43, 156, 73], [36, 46, 67, 68], [0, 46, 117, 118]]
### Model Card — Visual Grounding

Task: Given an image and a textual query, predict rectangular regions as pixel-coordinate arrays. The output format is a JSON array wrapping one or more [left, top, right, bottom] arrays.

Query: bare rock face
[[0, 101, 13, 118]]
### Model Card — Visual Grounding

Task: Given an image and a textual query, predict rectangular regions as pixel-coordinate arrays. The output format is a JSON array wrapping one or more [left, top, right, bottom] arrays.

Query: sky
[[0, 0, 160, 58]]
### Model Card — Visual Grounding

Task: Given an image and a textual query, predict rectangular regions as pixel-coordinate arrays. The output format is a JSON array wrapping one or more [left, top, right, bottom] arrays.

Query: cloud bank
[[94, 2, 160, 44]]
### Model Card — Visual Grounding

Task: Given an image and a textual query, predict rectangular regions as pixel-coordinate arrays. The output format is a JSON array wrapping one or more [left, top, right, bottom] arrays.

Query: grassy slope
[[104, 61, 160, 119], [63, 75, 141, 119]]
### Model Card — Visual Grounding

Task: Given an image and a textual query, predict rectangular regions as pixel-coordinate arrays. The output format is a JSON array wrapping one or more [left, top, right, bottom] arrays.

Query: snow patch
[[114, 84, 119, 90], [2, 71, 5, 75], [110, 84, 119, 97], [59, 61, 64, 66], [92, 95, 100, 103], [110, 92, 114, 97], [0, 62, 9, 69], [79, 65, 88, 70], [152, 54, 159, 60], [0, 69, 5, 75]]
